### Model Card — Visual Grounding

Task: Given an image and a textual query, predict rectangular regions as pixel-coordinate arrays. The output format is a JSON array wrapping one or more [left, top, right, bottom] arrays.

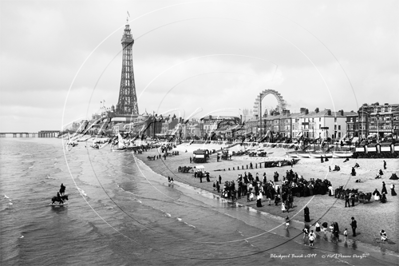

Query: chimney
[[315, 107, 319, 113], [326, 109, 331, 116], [339, 110, 344, 116], [300, 108, 307, 114]]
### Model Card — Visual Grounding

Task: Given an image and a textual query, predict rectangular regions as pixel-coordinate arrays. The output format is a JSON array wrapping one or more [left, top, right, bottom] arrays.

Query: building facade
[[244, 107, 348, 141], [346, 103, 399, 140]]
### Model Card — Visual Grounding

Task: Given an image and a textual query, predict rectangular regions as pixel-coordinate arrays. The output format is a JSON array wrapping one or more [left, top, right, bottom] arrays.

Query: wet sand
[[135, 144, 399, 254]]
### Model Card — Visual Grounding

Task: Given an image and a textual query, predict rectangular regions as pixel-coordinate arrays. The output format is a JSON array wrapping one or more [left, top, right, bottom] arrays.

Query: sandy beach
[[135, 143, 399, 253]]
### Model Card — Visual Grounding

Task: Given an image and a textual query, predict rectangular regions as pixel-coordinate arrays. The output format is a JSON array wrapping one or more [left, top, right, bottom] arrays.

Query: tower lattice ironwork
[[116, 21, 139, 115]]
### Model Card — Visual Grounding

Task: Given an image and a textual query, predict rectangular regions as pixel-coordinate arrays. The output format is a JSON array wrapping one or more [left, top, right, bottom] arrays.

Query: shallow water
[[0, 138, 397, 266]]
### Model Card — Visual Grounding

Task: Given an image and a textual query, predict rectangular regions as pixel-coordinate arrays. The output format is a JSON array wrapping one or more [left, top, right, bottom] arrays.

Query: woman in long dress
[[391, 184, 397, 196], [373, 189, 381, 201], [281, 202, 287, 212], [256, 192, 263, 207], [382, 181, 387, 194]]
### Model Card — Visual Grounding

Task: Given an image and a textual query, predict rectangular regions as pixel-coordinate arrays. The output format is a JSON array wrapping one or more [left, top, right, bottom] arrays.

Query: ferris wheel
[[253, 89, 287, 116]]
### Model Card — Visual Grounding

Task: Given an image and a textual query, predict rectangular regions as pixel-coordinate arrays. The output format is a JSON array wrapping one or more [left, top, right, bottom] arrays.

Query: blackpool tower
[[116, 20, 139, 115]]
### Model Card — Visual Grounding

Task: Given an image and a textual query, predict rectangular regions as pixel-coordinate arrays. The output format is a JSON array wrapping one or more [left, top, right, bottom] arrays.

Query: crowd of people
[[215, 169, 333, 216]]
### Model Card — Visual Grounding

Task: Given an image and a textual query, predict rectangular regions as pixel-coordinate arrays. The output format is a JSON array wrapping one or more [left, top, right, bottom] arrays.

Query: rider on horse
[[60, 183, 66, 195]]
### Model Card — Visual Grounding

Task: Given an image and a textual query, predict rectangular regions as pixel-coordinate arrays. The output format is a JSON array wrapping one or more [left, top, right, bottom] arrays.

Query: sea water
[[0, 138, 395, 266]]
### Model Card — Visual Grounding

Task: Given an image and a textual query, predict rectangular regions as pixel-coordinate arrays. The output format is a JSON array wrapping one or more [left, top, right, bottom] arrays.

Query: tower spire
[[116, 19, 139, 115]]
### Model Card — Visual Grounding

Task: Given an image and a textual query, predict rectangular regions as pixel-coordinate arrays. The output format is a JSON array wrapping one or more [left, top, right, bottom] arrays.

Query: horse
[[51, 195, 69, 205]]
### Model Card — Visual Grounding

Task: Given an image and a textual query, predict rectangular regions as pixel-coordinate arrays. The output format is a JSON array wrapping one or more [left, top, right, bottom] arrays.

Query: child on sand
[[303, 226, 309, 239], [308, 230, 316, 246], [344, 228, 348, 242], [380, 230, 387, 241], [315, 222, 321, 233], [285, 216, 290, 229]]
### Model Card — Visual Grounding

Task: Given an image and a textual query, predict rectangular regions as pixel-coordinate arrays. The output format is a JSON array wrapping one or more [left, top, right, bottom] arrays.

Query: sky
[[0, 0, 398, 132]]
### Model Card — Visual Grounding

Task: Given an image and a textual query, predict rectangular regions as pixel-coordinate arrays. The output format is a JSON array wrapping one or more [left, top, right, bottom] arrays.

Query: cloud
[[0, 0, 397, 131]]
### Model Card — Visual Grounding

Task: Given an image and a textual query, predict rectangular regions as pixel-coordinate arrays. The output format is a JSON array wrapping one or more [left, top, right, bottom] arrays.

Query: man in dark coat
[[304, 206, 310, 222], [345, 192, 350, 207], [350, 217, 357, 237], [59, 183, 66, 195]]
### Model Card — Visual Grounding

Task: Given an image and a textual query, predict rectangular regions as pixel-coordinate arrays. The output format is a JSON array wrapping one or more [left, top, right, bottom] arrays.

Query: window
[[334, 125, 337, 130], [334, 117, 337, 122], [319, 117, 321, 122], [338, 125, 341, 130], [319, 124, 321, 129]]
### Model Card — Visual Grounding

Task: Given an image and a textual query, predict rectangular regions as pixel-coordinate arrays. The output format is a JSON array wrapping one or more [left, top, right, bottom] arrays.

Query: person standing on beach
[[343, 228, 348, 242], [383, 160, 387, 170], [391, 184, 397, 196], [285, 216, 290, 229], [281, 202, 286, 212], [304, 206, 310, 222], [322, 222, 328, 236], [219, 175, 222, 184], [382, 181, 387, 194], [308, 230, 316, 247], [345, 192, 350, 207], [350, 217, 357, 237], [333, 222, 340, 240], [380, 230, 387, 241], [303, 226, 309, 239], [315, 222, 321, 233]]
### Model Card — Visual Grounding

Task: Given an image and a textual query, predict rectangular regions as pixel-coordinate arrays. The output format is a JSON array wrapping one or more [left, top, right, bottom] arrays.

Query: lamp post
[[376, 112, 380, 142], [259, 93, 263, 139]]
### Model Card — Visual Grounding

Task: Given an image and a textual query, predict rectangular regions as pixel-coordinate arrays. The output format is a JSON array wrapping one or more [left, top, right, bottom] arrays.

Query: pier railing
[[0, 130, 60, 138]]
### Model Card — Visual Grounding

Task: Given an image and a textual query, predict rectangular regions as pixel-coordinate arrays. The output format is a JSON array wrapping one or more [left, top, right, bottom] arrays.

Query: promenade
[[135, 144, 399, 255]]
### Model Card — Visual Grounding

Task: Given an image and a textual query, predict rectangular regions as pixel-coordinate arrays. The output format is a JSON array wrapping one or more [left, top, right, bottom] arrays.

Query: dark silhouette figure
[[382, 181, 387, 194], [351, 217, 357, 237], [59, 183, 66, 195], [351, 167, 356, 176], [391, 184, 397, 196], [304, 206, 310, 222]]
